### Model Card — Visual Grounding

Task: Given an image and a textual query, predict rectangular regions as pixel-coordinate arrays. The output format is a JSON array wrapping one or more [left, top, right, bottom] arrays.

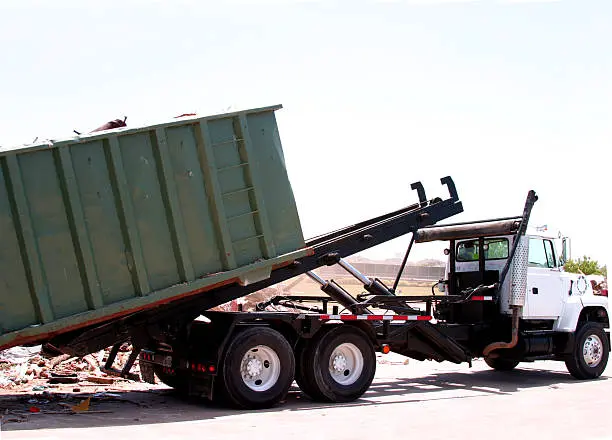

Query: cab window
[[528, 238, 556, 268], [456, 238, 509, 262], [544, 239, 556, 267]]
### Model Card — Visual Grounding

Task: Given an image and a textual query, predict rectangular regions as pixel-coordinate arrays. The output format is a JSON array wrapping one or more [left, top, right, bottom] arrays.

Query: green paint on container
[[0, 105, 306, 350]]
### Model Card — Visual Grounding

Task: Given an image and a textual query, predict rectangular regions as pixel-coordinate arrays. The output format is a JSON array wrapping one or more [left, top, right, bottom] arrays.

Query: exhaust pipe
[[483, 191, 536, 358], [482, 237, 528, 357], [483, 306, 520, 357]]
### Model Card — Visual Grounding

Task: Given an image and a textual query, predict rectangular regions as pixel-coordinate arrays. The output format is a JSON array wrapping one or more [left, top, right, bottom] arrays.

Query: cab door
[[524, 237, 564, 319]]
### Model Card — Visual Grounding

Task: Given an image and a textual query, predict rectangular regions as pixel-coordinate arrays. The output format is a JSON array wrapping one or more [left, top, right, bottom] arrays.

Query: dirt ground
[[285, 276, 435, 297], [1, 357, 610, 440], [211, 276, 435, 312]]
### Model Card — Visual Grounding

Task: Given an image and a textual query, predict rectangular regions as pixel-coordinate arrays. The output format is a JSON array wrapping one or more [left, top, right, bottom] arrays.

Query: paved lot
[[1, 357, 610, 440]]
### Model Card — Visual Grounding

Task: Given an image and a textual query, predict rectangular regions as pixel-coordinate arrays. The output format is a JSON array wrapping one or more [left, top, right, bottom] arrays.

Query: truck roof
[[526, 226, 559, 240]]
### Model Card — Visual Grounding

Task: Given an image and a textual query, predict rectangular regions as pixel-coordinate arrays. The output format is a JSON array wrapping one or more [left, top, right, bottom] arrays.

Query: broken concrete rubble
[[0, 344, 142, 392]]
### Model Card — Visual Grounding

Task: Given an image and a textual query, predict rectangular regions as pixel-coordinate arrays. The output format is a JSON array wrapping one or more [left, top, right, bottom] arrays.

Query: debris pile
[[0, 345, 167, 428], [0, 343, 141, 391]]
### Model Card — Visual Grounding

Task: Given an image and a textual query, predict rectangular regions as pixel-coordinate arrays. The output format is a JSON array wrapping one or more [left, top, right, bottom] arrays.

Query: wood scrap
[[50, 354, 72, 369], [83, 354, 100, 370], [85, 375, 114, 385]]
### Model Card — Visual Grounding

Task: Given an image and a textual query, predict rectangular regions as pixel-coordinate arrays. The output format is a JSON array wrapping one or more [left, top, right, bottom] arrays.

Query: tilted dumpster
[[0, 105, 307, 349]]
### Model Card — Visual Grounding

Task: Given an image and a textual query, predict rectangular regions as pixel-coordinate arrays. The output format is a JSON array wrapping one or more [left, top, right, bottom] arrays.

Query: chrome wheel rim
[[240, 345, 281, 391], [583, 335, 603, 368], [329, 343, 364, 385]]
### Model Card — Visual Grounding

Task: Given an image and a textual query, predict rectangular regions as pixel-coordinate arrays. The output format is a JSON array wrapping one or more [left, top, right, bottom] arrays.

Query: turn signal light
[[381, 344, 390, 354]]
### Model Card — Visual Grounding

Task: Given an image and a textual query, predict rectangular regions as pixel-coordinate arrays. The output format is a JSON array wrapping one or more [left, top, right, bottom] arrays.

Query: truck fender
[[576, 306, 610, 328], [556, 300, 610, 332]]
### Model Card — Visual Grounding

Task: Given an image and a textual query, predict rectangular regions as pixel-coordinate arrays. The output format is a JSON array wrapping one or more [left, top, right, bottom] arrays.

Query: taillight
[[190, 363, 216, 373], [601, 289, 608, 297]]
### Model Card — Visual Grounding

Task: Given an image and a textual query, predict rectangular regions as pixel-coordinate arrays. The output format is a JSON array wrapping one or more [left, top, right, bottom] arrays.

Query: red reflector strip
[[471, 296, 493, 301], [339, 314, 358, 320], [318, 314, 431, 322]]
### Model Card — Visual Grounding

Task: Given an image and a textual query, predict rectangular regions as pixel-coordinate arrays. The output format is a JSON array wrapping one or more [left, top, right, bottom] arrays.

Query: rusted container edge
[[0, 105, 284, 156], [0, 246, 312, 351]]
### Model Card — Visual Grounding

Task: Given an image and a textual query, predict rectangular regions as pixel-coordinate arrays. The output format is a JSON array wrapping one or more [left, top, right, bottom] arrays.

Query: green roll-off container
[[0, 105, 307, 350]]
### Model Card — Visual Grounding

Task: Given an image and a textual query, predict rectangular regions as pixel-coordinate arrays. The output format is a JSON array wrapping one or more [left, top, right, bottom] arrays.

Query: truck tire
[[565, 322, 609, 380], [484, 357, 519, 371], [217, 327, 295, 409], [299, 325, 376, 403], [153, 366, 189, 393], [294, 338, 326, 401]]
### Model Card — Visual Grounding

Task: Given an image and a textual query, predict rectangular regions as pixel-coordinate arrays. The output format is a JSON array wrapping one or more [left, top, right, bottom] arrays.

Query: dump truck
[[0, 105, 608, 409]]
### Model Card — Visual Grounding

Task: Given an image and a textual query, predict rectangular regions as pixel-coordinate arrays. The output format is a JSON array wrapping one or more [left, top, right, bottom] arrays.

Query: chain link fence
[[316, 263, 445, 281]]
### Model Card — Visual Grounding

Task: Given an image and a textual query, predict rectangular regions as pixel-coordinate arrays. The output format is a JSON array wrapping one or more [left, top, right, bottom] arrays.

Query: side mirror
[[562, 237, 571, 265]]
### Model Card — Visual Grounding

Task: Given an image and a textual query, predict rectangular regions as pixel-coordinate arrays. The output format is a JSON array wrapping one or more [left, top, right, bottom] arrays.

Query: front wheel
[[298, 325, 376, 403], [217, 327, 295, 409], [565, 323, 609, 380]]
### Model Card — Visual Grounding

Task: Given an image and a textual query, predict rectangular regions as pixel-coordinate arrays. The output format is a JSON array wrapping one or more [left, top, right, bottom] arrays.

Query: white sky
[[1, 0, 610, 267]]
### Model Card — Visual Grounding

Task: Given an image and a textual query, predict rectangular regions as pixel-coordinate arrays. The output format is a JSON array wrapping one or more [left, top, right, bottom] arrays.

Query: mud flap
[[139, 359, 156, 384]]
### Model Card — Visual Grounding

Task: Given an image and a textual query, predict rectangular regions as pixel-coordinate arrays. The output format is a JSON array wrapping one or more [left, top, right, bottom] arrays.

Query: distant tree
[[564, 256, 607, 276]]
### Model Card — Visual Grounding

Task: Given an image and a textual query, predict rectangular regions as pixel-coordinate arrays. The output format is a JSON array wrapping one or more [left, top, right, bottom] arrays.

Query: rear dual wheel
[[296, 325, 376, 403], [216, 327, 295, 409], [214, 325, 377, 408], [153, 365, 189, 393]]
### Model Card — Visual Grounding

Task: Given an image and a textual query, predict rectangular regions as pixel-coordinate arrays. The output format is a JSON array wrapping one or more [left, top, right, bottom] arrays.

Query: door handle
[[532, 287, 539, 295]]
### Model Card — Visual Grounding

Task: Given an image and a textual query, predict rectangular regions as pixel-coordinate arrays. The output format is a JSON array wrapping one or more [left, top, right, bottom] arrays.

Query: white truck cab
[[430, 217, 609, 379], [452, 230, 609, 331]]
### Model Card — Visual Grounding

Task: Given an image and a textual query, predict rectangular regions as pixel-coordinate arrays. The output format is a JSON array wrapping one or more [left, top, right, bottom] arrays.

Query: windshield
[[456, 238, 509, 262]]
